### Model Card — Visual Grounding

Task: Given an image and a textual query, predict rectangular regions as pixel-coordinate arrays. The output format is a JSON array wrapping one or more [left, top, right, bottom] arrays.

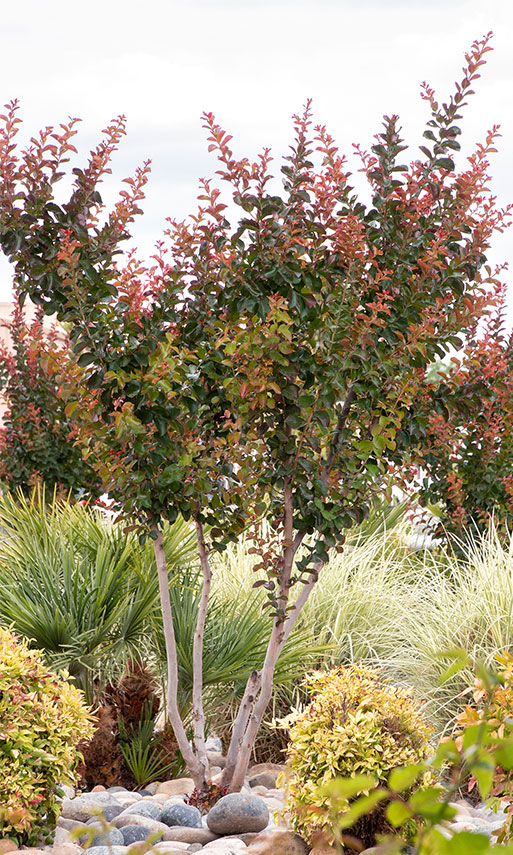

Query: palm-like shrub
[[0, 489, 197, 702]]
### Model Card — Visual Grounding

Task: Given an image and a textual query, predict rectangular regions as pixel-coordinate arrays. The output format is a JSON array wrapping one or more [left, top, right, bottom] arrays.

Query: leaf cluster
[[0, 33, 510, 601], [0, 298, 102, 498], [282, 664, 433, 847], [0, 627, 95, 846], [316, 651, 513, 855]]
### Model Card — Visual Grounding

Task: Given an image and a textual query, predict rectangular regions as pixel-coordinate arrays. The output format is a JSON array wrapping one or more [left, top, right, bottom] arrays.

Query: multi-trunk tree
[[0, 33, 510, 793]]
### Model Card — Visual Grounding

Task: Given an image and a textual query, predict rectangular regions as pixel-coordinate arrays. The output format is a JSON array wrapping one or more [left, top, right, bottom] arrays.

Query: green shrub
[[0, 627, 94, 845], [0, 488, 197, 703], [283, 665, 433, 849]]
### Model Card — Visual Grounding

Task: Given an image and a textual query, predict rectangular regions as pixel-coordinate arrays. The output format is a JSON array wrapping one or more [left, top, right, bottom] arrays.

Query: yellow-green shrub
[[0, 628, 95, 845], [283, 665, 433, 847]]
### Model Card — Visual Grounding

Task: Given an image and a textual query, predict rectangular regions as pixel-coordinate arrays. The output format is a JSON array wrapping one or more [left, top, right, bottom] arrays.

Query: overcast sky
[[1, 0, 512, 324]]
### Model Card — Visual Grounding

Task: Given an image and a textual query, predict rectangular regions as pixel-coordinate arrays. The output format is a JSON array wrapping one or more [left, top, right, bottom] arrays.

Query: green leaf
[[470, 759, 495, 799], [372, 434, 386, 455], [434, 157, 455, 171], [494, 740, 513, 771], [386, 800, 412, 827], [64, 400, 78, 418], [77, 351, 95, 367], [388, 764, 422, 793], [445, 831, 491, 854], [324, 774, 378, 801], [436, 647, 470, 685], [338, 790, 388, 830]]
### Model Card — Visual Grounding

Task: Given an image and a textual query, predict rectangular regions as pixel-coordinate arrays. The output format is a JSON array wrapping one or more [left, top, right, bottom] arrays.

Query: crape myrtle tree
[[418, 291, 513, 538], [0, 34, 510, 792], [0, 295, 102, 497]]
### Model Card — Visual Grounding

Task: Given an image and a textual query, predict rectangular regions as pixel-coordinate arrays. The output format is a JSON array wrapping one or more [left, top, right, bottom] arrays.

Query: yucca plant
[[118, 701, 180, 788], [0, 489, 197, 702]]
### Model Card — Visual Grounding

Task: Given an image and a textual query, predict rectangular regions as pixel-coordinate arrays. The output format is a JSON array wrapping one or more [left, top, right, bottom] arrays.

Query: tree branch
[[192, 519, 212, 790], [151, 523, 203, 787], [322, 384, 356, 485]]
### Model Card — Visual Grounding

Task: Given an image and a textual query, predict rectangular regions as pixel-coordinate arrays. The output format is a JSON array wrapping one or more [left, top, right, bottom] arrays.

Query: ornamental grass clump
[[283, 665, 433, 849], [0, 628, 95, 846]]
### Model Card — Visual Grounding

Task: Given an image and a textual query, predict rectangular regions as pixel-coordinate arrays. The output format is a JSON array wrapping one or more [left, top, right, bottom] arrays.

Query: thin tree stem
[[150, 522, 202, 786], [192, 519, 213, 789], [226, 562, 322, 792]]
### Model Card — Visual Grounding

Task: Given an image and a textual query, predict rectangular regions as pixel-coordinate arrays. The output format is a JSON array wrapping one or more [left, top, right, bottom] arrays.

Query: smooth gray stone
[[121, 825, 161, 845], [206, 794, 269, 835], [83, 805, 125, 823], [90, 827, 124, 848], [248, 773, 276, 790], [57, 818, 85, 831], [161, 826, 219, 844], [121, 801, 162, 821], [207, 751, 226, 769], [60, 792, 120, 821], [111, 816, 170, 837], [82, 848, 128, 855], [161, 803, 202, 828]]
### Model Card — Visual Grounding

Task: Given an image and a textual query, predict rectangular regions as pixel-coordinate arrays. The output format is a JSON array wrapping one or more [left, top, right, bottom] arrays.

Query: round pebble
[[90, 827, 124, 848], [207, 793, 269, 835], [82, 848, 127, 855], [120, 825, 158, 845], [161, 803, 202, 828], [122, 801, 162, 821]]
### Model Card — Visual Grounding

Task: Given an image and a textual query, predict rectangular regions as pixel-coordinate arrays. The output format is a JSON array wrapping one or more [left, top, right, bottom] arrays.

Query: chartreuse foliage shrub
[[317, 653, 513, 854], [0, 628, 94, 845], [283, 665, 433, 848]]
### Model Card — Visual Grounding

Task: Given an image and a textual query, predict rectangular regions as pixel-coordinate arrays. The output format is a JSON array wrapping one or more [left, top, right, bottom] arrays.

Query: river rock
[[248, 763, 286, 780], [111, 815, 170, 836], [207, 751, 226, 769], [113, 793, 143, 807], [57, 817, 85, 831], [0, 843, 17, 855], [161, 827, 219, 844], [247, 830, 309, 854], [156, 778, 195, 797], [51, 827, 76, 846], [120, 801, 162, 821], [151, 844, 192, 853], [60, 792, 120, 821], [120, 825, 160, 845], [248, 773, 277, 790], [161, 803, 202, 828], [201, 840, 248, 855], [80, 848, 128, 855], [81, 804, 125, 824], [46, 847, 82, 855], [144, 782, 159, 795], [59, 785, 76, 799], [207, 794, 269, 834], [89, 826, 125, 848]]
